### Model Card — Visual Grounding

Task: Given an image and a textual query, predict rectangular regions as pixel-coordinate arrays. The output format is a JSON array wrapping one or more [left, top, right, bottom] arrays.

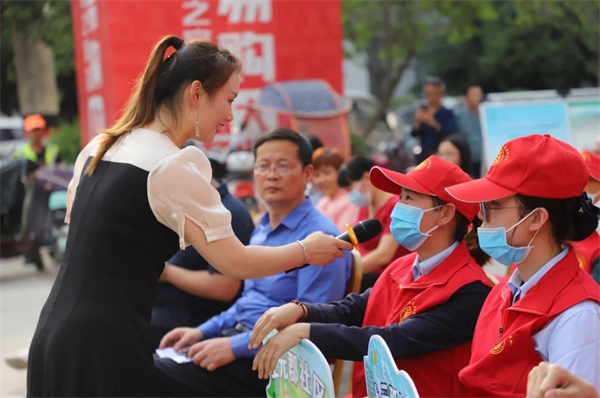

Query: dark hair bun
[[571, 192, 600, 241]]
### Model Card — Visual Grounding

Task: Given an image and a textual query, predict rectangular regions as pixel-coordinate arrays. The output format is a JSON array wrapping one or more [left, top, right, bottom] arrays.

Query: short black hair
[[208, 158, 227, 180], [308, 135, 324, 151], [424, 76, 446, 91], [341, 156, 374, 185], [253, 128, 313, 168]]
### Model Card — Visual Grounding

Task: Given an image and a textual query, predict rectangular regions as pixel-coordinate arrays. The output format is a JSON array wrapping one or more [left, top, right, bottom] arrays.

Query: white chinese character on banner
[[300, 359, 311, 395], [312, 372, 326, 398], [219, 32, 275, 82], [277, 358, 289, 380], [83, 39, 103, 92], [80, 0, 96, 9], [182, 29, 213, 41], [182, 0, 211, 27], [287, 352, 299, 385], [217, 0, 271, 24], [81, 5, 98, 36], [87, 95, 106, 137]]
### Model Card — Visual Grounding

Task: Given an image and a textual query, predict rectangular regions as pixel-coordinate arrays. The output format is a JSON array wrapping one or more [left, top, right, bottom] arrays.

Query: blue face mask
[[390, 202, 443, 251], [348, 188, 371, 208], [477, 208, 540, 266]]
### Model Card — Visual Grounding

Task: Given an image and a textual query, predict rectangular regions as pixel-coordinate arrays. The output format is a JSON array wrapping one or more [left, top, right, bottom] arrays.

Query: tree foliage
[[420, 0, 599, 95], [1, 0, 74, 115]]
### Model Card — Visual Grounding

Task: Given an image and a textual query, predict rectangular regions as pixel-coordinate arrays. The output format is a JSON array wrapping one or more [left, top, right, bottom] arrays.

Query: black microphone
[[286, 219, 383, 273]]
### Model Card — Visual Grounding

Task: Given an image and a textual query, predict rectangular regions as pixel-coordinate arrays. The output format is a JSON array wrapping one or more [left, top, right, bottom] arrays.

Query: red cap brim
[[370, 166, 435, 196], [445, 177, 517, 203]]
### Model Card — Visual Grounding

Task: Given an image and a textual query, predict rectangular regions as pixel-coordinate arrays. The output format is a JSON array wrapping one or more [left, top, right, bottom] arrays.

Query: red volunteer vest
[[459, 250, 600, 397], [352, 241, 492, 397], [571, 232, 600, 274]]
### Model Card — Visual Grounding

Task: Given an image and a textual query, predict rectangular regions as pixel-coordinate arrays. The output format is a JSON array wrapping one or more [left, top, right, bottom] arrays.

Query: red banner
[[71, 0, 343, 145]]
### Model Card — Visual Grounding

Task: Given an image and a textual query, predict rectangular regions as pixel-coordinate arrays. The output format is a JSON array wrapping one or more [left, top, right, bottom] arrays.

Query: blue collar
[[413, 241, 460, 280], [508, 248, 570, 304], [259, 198, 314, 232]]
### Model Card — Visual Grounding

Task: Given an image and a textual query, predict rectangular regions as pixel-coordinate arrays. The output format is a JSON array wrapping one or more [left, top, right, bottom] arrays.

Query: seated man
[[155, 129, 352, 397], [151, 155, 255, 344]]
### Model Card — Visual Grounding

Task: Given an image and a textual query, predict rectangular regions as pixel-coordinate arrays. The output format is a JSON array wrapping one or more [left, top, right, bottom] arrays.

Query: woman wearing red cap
[[446, 134, 600, 397], [249, 156, 494, 397]]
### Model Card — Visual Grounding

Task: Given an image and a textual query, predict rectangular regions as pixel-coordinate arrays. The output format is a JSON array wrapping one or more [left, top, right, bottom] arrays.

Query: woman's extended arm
[[185, 220, 353, 280]]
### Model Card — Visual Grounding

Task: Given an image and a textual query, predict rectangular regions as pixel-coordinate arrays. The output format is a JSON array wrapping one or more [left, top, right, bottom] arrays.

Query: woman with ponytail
[[27, 36, 351, 397], [446, 134, 600, 397], [250, 156, 494, 398]]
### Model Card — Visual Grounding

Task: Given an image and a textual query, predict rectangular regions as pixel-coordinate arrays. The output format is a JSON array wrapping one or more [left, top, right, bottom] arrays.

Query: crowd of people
[[16, 36, 600, 398]]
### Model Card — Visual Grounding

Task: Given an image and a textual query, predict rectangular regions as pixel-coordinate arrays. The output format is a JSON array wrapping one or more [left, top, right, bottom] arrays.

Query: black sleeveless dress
[[27, 129, 234, 397]]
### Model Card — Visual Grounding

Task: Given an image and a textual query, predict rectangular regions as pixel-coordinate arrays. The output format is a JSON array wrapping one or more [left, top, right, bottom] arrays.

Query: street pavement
[[0, 252, 56, 397]]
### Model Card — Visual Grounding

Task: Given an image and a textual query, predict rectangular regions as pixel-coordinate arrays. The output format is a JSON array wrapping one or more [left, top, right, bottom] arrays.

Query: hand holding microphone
[[288, 219, 383, 272]]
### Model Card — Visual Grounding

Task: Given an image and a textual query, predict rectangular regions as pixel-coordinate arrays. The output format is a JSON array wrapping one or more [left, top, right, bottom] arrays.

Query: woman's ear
[[439, 203, 456, 226], [188, 80, 205, 107], [303, 164, 314, 184], [529, 207, 550, 232]]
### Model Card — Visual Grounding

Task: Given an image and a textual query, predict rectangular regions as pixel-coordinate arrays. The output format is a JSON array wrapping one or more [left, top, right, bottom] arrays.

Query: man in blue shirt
[[155, 129, 352, 397], [411, 77, 456, 163]]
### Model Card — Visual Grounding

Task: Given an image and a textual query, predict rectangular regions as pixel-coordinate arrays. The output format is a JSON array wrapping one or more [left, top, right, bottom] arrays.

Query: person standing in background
[[455, 85, 484, 177], [411, 77, 456, 163], [14, 114, 62, 270], [14, 114, 61, 173], [312, 147, 359, 233]]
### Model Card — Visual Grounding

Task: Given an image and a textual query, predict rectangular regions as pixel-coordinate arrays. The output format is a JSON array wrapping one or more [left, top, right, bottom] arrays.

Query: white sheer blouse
[[65, 128, 233, 249]]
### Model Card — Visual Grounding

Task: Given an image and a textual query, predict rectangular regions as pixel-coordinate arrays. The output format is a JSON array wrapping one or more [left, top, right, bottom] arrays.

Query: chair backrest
[[485, 273, 500, 286], [332, 249, 363, 396], [345, 250, 363, 296]]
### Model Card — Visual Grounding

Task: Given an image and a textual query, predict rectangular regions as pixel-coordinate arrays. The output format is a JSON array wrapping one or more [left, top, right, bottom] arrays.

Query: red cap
[[581, 150, 600, 182], [370, 155, 480, 221], [23, 114, 47, 132], [446, 134, 589, 203]]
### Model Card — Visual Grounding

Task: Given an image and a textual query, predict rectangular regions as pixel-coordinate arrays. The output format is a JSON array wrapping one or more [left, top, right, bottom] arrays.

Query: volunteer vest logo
[[491, 146, 509, 167], [398, 300, 418, 322], [490, 335, 513, 355], [576, 253, 586, 269], [412, 159, 432, 172]]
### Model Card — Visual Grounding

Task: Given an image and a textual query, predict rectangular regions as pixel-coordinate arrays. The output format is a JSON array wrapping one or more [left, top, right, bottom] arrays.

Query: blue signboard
[[480, 101, 572, 167]]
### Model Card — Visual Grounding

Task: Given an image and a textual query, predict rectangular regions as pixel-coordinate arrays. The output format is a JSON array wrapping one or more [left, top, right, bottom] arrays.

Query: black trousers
[[156, 355, 268, 397]]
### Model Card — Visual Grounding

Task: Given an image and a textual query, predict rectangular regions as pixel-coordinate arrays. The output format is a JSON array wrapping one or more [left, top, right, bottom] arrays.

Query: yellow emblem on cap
[[491, 146, 510, 167], [412, 159, 432, 172]]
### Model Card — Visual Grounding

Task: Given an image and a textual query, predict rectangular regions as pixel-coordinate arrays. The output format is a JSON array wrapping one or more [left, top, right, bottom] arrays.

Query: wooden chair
[[331, 249, 363, 396]]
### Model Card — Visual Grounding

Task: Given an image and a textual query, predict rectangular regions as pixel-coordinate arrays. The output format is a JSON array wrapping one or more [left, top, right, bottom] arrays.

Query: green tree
[[1, 0, 75, 116], [343, 0, 498, 137], [419, 0, 600, 95]]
